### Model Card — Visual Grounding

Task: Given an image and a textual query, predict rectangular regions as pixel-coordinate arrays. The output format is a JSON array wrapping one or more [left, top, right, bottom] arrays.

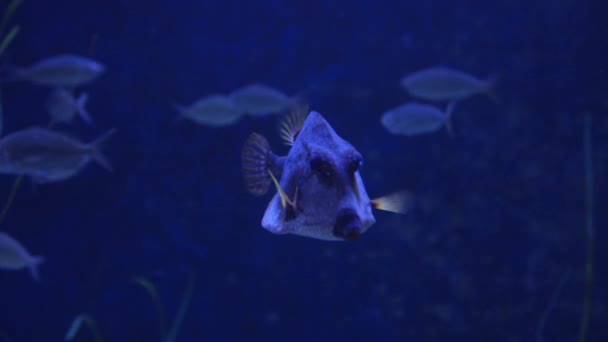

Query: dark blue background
[[0, 0, 606, 341]]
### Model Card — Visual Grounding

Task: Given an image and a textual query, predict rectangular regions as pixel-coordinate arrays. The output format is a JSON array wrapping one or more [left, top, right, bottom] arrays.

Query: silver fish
[[7, 54, 106, 87], [242, 104, 410, 241], [381, 101, 456, 136], [400, 66, 495, 101], [0, 232, 44, 281], [229, 84, 291, 116], [46, 87, 93, 125], [174, 94, 244, 127], [0, 127, 116, 182]]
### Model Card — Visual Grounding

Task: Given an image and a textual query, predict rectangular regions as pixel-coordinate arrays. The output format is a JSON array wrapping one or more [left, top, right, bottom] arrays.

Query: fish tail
[[485, 73, 501, 104], [371, 190, 413, 215], [88, 128, 116, 172], [76, 92, 93, 124], [242, 132, 274, 196], [0, 65, 20, 83], [171, 102, 191, 122], [172, 102, 185, 114], [28, 255, 44, 282]]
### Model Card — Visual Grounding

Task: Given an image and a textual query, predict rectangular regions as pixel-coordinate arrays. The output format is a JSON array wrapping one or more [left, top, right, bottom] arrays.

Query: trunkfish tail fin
[[371, 190, 413, 215]]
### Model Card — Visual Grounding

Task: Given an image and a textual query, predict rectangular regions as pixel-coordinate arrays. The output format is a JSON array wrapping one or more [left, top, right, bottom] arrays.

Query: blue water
[[0, 1, 606, 341]]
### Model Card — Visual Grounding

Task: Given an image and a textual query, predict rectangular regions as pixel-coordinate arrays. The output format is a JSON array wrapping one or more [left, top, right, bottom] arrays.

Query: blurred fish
[[401, 66, 496, 101], [381, 101, 456, 136], [0, 127, 116, 182], [29, 164, 85, 184], [46, 87, 92, 125], [229, 84, 291, 116], [174, 94, 244, 127], [0, 232, 44, 281], [3, 54, 106, 87], [242, 103, 411, 241]]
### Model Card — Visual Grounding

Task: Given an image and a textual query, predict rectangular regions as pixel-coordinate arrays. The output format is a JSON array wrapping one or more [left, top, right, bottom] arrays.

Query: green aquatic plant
[[579, 113, 595, 342], [0, 114, 56, 226], [65, 275, 196, 342], [0, 26, 18, 59], [132, 276, 168, 340], [0, 0, 22, 59], [536, 269, 572, 342], [64, 313, 104, 342], [0, 0, 24, 226], [165, 274, 196, 342], [0, 175, 22, 224], [134, 274, 197, 342], [0, 0, 24, 137]]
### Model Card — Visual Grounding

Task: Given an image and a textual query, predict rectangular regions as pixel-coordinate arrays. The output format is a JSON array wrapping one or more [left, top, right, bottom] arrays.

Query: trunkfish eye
[[310, 156, 335, 186]]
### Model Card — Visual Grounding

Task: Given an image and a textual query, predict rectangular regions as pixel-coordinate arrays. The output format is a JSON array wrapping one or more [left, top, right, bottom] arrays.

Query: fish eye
[[310, 156, 335, 186]]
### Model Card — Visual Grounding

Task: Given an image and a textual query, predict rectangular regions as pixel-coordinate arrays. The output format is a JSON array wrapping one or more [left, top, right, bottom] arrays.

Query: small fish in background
[[0, 127, 116, 182], [242, 103, 411, 241], [229, 83, 291, 116], [381, 101, 456, 137], [29, 163, 86, 184], [174, 94, 244, 127], [400, 66, 496, 102], [46, 87, 93, 125], [0, 232, 44, 281], [3, 54, 106, 87]]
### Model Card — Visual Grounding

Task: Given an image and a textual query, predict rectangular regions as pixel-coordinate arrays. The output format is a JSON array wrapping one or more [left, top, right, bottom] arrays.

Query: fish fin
[[371, 190, 413, 214], [87, 128, 116, 172], [444, 101, 457, 138], [76, 92, 93, 124], [278, 100, 309, 146], [170, 103, 190, 125], [242, 132, 274, 196], [284, 185, 299, 220], [28, 255, 44, 282], [267, 169, 296, 214], [172, 102, 186, 115], [0, 65, 19, 83]]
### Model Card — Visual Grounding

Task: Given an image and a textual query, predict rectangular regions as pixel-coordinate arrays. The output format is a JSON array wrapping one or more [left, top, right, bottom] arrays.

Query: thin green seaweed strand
[[0, 0, 23, 38], [578, 113, 595, 342], [132, 276, 168, 341], [0, 116, 55, 226], [0, 25, 18, 59], [64, 313, 104, 342], [165, 273, 196, 342], [536, 269, 572, 342], [0, 0, 25, 137], [0, 0, 24, 224]]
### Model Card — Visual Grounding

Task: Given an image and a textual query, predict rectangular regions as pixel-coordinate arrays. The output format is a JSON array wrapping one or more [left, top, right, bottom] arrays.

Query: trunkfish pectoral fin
[[242, 132, 274, 196]]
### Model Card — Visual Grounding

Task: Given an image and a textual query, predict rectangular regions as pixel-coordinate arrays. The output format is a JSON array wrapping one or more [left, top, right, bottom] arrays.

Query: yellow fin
[[267, 169, 294, 208], [278, 100, 309, 146], [371, 190, 413, 214]]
